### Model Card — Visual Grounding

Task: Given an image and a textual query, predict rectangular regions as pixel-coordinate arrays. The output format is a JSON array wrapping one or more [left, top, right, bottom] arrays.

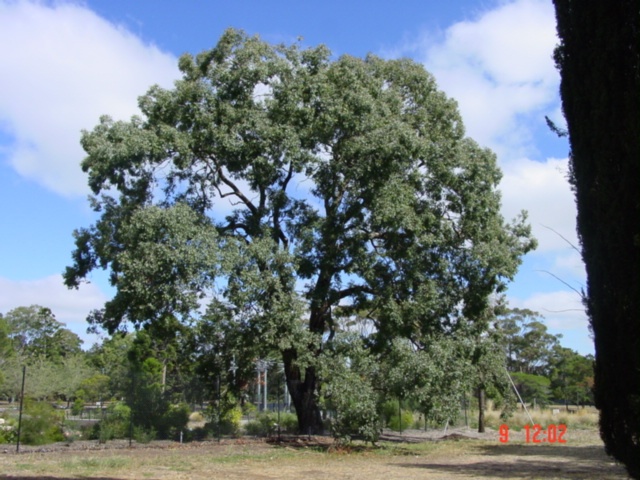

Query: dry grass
[[0, 425, 630, 480], [476, 406, 599, 430]]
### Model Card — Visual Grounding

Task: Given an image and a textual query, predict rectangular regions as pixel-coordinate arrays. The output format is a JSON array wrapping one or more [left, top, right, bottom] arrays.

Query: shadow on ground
[[395, 443, 629, 479]]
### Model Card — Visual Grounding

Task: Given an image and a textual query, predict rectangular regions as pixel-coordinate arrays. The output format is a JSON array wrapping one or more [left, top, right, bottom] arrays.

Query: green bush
[[133, 425, 156, 444], [71, 396, 85, 416], [158, 403, 190, 440], [93, 402, 131, 442], [244, 412, 278, 436], [205, 395, 243, 437], [0, 417, 17, 444], [387, 410, 414, 432], [381, 400, 399, 425], [20, 400, 65, 445], [242, 402, 257, 417], [279, 412, 298, 433]]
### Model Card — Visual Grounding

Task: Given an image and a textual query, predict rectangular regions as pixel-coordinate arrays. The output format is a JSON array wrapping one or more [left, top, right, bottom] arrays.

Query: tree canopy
[[65, 29, 535, 433], [3, 305, 83, 361]]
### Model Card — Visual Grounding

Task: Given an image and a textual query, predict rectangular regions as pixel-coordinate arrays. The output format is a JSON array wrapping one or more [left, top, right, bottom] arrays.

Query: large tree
[[65, 29, 534, 433], [552, 2, 640, 476]]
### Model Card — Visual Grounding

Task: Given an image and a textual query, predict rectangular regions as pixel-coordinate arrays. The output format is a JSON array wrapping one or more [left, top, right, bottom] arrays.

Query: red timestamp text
[[499, 424, 567, 444]]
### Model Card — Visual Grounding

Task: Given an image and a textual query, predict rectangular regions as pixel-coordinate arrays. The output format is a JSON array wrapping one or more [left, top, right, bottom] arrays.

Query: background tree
[[4, 305, 82, 361], [65, 29, 535, 434], [549, 346, 594, 409], [498, 308, 561, 376], [0, 314, 12, 389], [552, 1, 640, 476], [86, 333, 135, 401]]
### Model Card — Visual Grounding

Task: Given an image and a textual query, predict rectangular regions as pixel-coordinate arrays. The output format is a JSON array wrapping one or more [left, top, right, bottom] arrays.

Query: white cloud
[[420, 0, 559, 160], [552, 250, 586, 282], [0, 1, 179, 197], [499, 156, 577, 252], [0, 274, 109, 346]]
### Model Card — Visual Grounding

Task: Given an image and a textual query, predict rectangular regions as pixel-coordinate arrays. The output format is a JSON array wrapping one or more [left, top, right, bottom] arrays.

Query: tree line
[[1, 302, 594, 443]]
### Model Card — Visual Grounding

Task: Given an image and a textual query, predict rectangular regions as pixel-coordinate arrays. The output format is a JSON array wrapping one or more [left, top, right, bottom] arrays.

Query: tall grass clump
[[473, 405, 599, 430]]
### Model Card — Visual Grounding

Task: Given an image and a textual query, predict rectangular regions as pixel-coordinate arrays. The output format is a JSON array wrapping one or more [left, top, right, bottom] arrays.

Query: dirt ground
[[0, 427, 630, 480]]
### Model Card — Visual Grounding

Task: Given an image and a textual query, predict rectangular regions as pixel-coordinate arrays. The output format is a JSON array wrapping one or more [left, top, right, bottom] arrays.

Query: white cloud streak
[[0, 1, 179, 197]]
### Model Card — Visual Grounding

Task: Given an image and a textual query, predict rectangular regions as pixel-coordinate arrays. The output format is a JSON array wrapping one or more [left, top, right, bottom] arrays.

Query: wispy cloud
[[0, 1, 179, 197]]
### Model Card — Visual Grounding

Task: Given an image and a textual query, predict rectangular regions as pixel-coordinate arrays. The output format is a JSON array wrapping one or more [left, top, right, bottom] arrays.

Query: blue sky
[[0, 0, 590, 354]]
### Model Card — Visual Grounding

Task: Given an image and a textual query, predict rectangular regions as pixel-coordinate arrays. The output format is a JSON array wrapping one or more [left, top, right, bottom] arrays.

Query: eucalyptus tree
[[498, 308, 561, 376], [3, 305, 83, 361], [65, 29, 535, 433]]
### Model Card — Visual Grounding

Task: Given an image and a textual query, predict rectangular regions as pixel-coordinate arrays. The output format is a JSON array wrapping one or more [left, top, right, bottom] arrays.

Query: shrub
[[279, 412, 298, 433], [93, 402, 131, 442], [387, 410, 414, 432], [158, 403, 190, 440], [189, 411, 205, 423], [244, 412, 278, 436], [20, 400, 65, 445], [71, 397, 85, 416], [133, 426, 156, 444], [0, 417, 17, 444], [205, 394, 243, 437]]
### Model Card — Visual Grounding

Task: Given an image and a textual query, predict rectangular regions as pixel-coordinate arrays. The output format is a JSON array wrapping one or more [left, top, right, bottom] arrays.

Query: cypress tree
[[552, 1, 640, 477]]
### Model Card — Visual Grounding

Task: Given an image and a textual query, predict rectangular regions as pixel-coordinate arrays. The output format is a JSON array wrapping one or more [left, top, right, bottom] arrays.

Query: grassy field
[[0, 424, 630, 480]]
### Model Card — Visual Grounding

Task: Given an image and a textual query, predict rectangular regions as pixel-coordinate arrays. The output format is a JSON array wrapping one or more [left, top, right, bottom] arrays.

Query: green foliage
[[244, 412, 278, 437], [77, 374, 111, 402], [20, 400, 65, 445], [383, 337, 471, 426], [510, 372, 551, 407], [126, 357, 179, 440], [0, 314, 12, 388], [498, 308, 561, 376], [206, 405, 242, 437], [71, 396, 85, 416], [159, 403, 191, 440], [3, 306, 82, 361], [549, 347, 594, 406], [65, 28, 535, 435], [0, 417, 17, 444], [132, 426, 156, 444], [278, 412, 298, 433], [93, 402, 131, 442], [85, 333, 134, 402], [319, 335, 382, 444], [387, 409, 414, 432], [243, 411, 297, 437]]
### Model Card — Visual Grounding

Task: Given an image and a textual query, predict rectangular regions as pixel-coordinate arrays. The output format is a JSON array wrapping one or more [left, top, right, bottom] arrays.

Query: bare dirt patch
[[0, 427, 630, 480]]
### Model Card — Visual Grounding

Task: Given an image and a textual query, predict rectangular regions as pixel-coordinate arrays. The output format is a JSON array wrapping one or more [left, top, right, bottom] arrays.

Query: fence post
[[16, 366, 26, 453]]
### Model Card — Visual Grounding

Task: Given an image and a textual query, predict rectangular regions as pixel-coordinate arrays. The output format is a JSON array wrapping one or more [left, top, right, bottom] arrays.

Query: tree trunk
[[477, 387, 486, 433], [283, 349, 323, 435]]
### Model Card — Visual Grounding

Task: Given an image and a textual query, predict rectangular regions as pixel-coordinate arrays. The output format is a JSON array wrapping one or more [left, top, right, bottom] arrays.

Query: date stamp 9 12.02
[[499, 424, 567, 444]]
